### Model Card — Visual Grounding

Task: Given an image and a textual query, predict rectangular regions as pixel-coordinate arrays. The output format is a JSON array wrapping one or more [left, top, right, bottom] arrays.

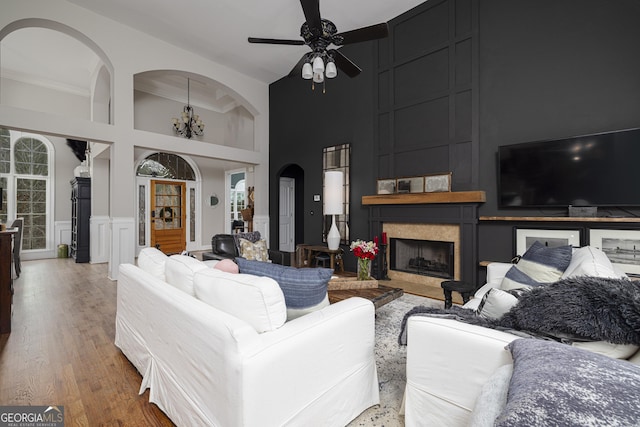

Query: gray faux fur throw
[[499, 276, 640, 345], [399, 276, 640, 346]]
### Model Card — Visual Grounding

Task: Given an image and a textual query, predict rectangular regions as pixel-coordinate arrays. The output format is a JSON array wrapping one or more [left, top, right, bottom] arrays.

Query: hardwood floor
[[0, 259, 174, 426]]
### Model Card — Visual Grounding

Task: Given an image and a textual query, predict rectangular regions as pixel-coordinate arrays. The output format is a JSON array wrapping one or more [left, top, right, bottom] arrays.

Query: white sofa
[[115, 248, 379, 427], [403, 246, 640, 427]]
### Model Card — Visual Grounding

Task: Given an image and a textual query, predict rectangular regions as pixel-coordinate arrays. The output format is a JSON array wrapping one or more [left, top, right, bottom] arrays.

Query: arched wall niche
[[133, 70, 256, 150], [0, 18, 113, 123]]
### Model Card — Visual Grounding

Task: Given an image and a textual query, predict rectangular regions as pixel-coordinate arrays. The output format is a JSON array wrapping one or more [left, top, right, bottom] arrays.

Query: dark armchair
[[203, 231, 284, 265]]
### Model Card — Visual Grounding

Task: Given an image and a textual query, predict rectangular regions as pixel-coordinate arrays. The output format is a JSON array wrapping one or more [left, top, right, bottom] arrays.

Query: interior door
[[279, 177, 295, 252], [150, 180, 186, 254]]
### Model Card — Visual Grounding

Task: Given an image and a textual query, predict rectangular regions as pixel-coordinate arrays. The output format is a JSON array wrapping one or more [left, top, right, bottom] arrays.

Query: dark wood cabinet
[[70, 177, 91, 263], [0, 232, 14, 334]]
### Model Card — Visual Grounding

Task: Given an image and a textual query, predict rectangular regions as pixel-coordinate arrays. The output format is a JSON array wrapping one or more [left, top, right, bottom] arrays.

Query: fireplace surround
[[364, 192, 484, 287]]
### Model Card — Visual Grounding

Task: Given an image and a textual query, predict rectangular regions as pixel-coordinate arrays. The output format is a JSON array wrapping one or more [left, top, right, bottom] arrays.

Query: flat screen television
[[498, 127, 640, 208]]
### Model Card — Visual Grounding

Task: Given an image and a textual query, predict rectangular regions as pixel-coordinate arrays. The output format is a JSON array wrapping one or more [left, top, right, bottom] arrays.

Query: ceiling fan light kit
[[248, 0, 389, 93]]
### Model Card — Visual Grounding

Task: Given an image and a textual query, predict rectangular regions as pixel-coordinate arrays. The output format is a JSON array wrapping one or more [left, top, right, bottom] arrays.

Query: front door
[[150, 180, 186, 254]]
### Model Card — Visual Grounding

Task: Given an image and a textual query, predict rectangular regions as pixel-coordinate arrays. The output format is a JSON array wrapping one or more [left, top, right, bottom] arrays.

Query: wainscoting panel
[[90, 215, 110, 264], [108, 217, 135, 281]]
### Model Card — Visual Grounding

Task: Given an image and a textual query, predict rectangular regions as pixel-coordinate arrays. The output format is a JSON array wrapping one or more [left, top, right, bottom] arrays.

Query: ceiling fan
[[248, 0, 389, 86]]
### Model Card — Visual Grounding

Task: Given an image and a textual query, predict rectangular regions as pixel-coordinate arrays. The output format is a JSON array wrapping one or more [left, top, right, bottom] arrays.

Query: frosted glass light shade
[[324, 171, 344, 215], [313, 72, 324, 83], [325, 61, 337, 78], [302, 62, 313, 79], [312, 56, 324, 73]]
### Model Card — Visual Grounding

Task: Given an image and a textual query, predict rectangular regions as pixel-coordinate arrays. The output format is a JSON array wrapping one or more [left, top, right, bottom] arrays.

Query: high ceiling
[[64, 0, 426, 84]]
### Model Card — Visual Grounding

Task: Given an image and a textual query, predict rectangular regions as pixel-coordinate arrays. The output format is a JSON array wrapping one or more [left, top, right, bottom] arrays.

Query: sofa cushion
[[571, 340, 639, 359], [193, 268, 286, 332], [236, 258, 331, 320], [239, 238, 270, 262], [476, 288, 519, 320], [500, 241, 572, 290], [495, 339, 640, 427], [137, 247, 168, 281], [561, 245, 625, 279], [165, 255, 209, 296]]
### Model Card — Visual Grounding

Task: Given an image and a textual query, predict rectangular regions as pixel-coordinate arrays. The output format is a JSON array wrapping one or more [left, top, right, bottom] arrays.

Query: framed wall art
[[396, 176, 424, 193], [377, 179, 396, 195], [515, 228, 581, 256], [424, 173, 452, 193], [589, 228, 640, 275]]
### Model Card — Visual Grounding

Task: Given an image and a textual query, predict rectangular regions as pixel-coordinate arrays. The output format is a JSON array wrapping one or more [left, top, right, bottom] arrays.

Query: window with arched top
[[136, 153, 195, 180], [0, 128, 52, 251]]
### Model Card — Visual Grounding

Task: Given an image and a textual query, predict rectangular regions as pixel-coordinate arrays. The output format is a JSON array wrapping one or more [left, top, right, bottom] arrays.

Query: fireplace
[[390, 238, 454, 279]]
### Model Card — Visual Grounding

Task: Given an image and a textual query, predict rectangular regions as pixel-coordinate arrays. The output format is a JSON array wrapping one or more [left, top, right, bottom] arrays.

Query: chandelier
[[171, 78, 204, 139]]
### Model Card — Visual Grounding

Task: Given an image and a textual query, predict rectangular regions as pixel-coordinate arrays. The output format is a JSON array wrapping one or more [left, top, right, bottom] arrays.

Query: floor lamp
[[324, 171, 344, 250]]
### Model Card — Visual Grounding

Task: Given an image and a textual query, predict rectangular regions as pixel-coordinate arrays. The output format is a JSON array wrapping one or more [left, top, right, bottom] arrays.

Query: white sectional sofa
[[403, 245, 640, 427], [115, 248, 379, 427]]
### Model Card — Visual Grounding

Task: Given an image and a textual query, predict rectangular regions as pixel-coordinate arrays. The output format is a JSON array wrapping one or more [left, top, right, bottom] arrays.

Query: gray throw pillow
[[496, 339, 640, 426], [500, 241, 572, 290]]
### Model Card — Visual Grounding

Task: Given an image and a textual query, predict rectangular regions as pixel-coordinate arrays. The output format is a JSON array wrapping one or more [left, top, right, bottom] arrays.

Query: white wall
[[1, 0, 270, 278]]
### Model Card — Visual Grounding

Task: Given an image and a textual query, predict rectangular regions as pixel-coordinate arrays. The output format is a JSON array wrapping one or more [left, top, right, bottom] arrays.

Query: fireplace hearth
[[390, 238, 454, 279]]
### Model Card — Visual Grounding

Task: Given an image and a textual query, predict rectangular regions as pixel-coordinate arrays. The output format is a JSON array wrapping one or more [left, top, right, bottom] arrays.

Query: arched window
[[0, 128, 52, 251], [136, 153, 195, 180]]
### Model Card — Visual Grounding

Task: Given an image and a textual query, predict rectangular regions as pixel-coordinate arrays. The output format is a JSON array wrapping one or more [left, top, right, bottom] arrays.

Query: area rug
[[348, 292, 443, 426]]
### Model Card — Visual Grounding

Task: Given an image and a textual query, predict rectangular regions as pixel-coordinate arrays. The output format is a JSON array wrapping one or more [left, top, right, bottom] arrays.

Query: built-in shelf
[[362, 191, 486, 205], [480, 216, 640, 223]]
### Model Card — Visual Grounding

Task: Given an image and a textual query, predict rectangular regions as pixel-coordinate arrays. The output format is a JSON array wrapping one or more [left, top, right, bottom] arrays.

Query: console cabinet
[[70, 177, 91, 263], [0, 232, 14, 334]]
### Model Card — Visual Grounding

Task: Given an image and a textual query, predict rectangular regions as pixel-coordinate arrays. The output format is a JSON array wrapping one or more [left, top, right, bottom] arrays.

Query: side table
[[440, 280, 476, 309]]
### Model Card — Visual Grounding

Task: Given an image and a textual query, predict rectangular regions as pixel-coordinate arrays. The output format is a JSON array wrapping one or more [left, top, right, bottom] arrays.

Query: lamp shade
[[324, 171, 344, 215]]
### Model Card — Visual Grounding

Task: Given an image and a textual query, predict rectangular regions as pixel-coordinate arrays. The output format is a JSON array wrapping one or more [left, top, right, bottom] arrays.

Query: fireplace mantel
[[362, 191, 485, 206]]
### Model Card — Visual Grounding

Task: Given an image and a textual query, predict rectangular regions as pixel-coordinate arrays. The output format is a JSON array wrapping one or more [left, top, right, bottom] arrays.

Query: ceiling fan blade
[[334, 23, 389, 45], [332, 50, 362, 78], [288, 54, 309, 78], [300, 0, 322, 32], [248, 37, 305, 45]]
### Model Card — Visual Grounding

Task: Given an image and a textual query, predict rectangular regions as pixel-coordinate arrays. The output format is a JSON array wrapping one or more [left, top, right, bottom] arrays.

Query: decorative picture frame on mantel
[[424, 172, 452, 193], [396, 176, 424, 193], [377, 179, 396, 195], [588, 228, 640, 276], [514, 227, 582, 257]]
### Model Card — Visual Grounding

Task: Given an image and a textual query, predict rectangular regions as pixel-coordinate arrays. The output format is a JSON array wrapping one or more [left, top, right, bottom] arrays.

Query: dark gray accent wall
[[377, 0, 477, 190], [270, 0, 640, 274], [478, 0, 640, 217]]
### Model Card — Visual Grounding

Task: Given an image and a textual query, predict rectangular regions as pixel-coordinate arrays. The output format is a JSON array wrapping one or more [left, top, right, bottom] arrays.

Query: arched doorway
[[135, 152, 200, 255]]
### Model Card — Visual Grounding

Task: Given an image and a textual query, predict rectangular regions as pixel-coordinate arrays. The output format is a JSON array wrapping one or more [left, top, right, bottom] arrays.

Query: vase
[[357, 258, 371, 281]]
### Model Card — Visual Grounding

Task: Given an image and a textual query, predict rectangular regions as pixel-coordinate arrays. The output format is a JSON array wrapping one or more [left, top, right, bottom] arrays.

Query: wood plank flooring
[[0, 259, 174, 426]]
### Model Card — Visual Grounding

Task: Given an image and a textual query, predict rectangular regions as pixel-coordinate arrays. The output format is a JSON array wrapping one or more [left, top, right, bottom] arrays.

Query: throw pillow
[[476, 288, 519, 320], [236, 258, 331, 320], [239, 238, 270, 262], [498, 276, 640, 345], [500, 241, 572, 291], [214, 258, 239, 274], [495, 339, 640, 427], [561, 245, 625, 279]]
